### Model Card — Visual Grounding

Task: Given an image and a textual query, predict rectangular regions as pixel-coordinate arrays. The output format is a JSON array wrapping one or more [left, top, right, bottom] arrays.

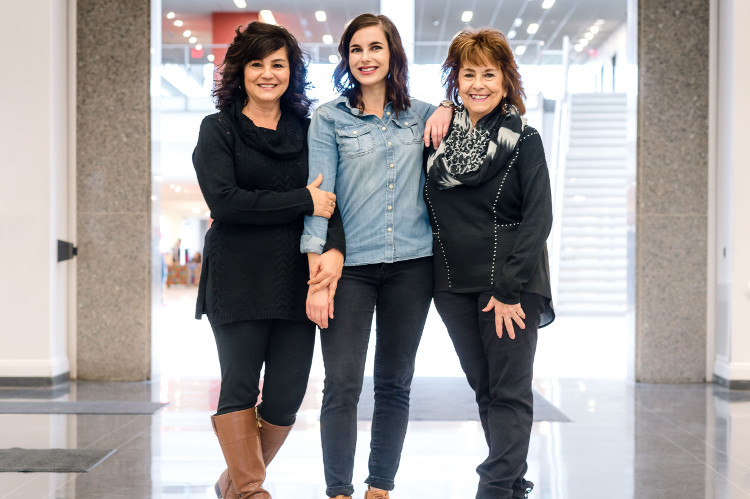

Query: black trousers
[[212, 319, 315, 426], [433, 291, 546, 499]]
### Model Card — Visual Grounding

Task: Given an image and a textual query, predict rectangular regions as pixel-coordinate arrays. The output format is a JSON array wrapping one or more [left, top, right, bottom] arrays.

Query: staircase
[[554, 93, 629, 315]]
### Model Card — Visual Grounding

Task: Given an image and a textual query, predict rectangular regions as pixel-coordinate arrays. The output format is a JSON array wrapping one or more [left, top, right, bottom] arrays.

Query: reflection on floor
[[1, 287, 748, 498]]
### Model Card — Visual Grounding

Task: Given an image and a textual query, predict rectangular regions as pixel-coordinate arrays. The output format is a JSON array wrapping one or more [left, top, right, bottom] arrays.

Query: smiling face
[[347, 25, 390, 90], [243, 47, 290, 107], [457, 60, 508, 125]]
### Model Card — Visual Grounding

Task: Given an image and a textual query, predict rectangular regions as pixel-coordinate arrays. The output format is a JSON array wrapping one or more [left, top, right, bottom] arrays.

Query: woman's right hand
[[306, 173, 336, 219]]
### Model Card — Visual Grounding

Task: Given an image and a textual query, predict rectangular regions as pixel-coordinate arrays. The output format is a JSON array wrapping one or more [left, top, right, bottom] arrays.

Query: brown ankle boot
[[211, 409, 270, 498], [364, 489, 390, 499]]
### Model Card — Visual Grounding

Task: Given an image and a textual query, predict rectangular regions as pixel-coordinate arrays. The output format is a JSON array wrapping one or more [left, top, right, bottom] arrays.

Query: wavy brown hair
[[442, 28, 526, 115], [213, 21, 313, 118], [332, 14, 411, 115]]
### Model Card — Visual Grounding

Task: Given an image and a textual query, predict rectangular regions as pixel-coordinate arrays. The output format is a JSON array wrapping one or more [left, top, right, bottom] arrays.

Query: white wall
[[0, 0, 70, 379], [714, 0, 750, 383]]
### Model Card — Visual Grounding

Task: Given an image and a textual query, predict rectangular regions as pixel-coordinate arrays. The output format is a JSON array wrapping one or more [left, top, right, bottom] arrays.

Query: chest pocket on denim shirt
[[336, 124, 375, 158], [392, 115, 422, 145]]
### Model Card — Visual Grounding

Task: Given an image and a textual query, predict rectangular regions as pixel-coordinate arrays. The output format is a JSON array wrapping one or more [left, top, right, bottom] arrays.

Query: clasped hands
[[305, 249, 344, 329]]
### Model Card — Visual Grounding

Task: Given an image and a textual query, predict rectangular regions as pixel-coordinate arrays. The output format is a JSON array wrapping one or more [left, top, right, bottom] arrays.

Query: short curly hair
[[213, 21, 313, 118], [442, 28, 526, 115]]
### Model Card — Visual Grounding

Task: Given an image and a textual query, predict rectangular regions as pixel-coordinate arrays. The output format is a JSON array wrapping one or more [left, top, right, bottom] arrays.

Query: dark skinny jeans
[[319, 257, 433, 498]]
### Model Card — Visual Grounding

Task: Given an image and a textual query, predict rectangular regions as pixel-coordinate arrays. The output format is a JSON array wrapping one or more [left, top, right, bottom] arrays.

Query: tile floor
[[1, 287, 749, 499]]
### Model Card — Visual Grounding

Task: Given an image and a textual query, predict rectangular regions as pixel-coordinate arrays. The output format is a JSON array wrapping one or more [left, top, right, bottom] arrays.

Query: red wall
[[211, 12, 259, 67]]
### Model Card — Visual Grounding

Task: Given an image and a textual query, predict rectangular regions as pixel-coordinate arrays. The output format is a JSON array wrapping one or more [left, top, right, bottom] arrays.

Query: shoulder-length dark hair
[[332, 14, 411, 115], [213, 21, 313, 118], [442, 28, 526, 115]]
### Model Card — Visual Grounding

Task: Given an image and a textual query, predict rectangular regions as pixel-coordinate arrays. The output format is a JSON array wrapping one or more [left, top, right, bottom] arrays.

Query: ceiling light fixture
[[322, 34, 333, 44], [584, 32, 594, 40], [507, 30, 517, 39], [328, 54, 339, 64], [207, 54, 215, 62], [515, 45, 527, 56], [183, 30, 191, 38], [315, 11, 327, 22], [259, 10, 277, 25], [233, 0, 247, 8], [513, 18, 523, 27], [541, 0, 555, 8], [189, 36, 197, 44], [195, 43, 202, 50], [526, 23, 539, 34], [579, 38, 589, 46], [574, 44, 583, 52], [166, 12, 175, 19], [174, 20, 183, 27], [461, 11, 473, 23], [590, 25, 600, 34]]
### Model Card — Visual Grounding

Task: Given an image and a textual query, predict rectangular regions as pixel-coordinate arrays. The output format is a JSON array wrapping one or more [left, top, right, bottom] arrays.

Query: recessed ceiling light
[[315, 11, 327, 22], [590, 26, 600, 34], [233, 0, 247, 8], [579, 38, 589, 46], [461, 11, 473, 23], [574, 44, 583, 52], [174, 20, 183, 27], [328, 54, 339, 64], [183, 30, 191, 38], [259, 10, 277, 25], [526, 23, 539, 34], [584, 32, 594, 40], [189, 36, 197, 44], [513, 18, 523, 27], [515, 45, 527, 56], [166, 12, 175, 19], [542, 0, 555, 8], [207, 54, 215, 62], [322, 34, 333, 45], [507, 30, 517, 39], [195, 43, 202, 50]]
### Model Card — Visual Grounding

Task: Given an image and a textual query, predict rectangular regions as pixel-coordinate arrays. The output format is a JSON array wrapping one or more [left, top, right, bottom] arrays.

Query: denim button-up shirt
[[301, 96, 436, 265]]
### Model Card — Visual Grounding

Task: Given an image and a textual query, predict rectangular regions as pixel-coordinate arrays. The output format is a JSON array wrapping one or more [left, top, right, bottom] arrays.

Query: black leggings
[[212, 319, 315, 426]]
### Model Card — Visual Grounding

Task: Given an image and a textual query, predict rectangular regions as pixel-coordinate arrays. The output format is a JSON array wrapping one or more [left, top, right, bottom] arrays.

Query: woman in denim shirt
[[300, 13, 451, 499]]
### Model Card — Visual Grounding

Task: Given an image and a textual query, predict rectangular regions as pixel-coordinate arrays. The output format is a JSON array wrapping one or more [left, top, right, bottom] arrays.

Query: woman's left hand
[[308, 248, 344, 298], [424, 105, 453, 149], [482, 297, 526, 339]]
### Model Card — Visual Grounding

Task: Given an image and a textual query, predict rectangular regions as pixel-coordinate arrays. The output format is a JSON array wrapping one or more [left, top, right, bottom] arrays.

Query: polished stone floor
[[1, 288, 749, 499]]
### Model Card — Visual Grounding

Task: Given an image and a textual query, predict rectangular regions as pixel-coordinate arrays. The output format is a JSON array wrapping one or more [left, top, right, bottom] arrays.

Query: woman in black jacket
[[424, 28, 554, 499], [192, 22, 344, 499]]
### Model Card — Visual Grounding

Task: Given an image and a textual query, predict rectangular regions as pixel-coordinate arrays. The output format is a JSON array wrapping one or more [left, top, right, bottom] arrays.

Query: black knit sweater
[[193, 101, 345, 325], [424, 125, 554, 327]]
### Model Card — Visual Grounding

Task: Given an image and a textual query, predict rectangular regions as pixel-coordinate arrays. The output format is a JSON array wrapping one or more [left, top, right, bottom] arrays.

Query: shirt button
[[387, 141, 392, 147], [386, 111, 391, 116], [389, 163, 394, 168], [387, 227, 393, 232], [381, 126, 386, 131], [404, 122, 409, 125], [387, 206, 393, 210], [353, 130, 358, 135], [389, 184, 394, 189]]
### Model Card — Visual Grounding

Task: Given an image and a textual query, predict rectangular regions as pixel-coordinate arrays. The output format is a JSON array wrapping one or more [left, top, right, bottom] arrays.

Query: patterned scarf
[[426, 102, 525, 189]]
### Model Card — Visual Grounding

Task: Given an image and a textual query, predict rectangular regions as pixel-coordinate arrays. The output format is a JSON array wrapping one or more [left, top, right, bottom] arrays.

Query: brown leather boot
[[257, 411, 293, 465], [364, 488, 390, 499], [211, 408, 271, 498], [215, 408, 294, 498]]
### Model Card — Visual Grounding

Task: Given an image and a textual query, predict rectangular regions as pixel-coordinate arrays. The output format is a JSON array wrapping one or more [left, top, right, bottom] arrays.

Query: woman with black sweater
[[192, 22, 344, 499], [424, 28, 555, 499]]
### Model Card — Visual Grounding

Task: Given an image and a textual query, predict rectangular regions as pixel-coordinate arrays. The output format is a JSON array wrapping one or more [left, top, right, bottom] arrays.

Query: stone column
[[76, 0, 152, 380], [636, 0, 709, 382]]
